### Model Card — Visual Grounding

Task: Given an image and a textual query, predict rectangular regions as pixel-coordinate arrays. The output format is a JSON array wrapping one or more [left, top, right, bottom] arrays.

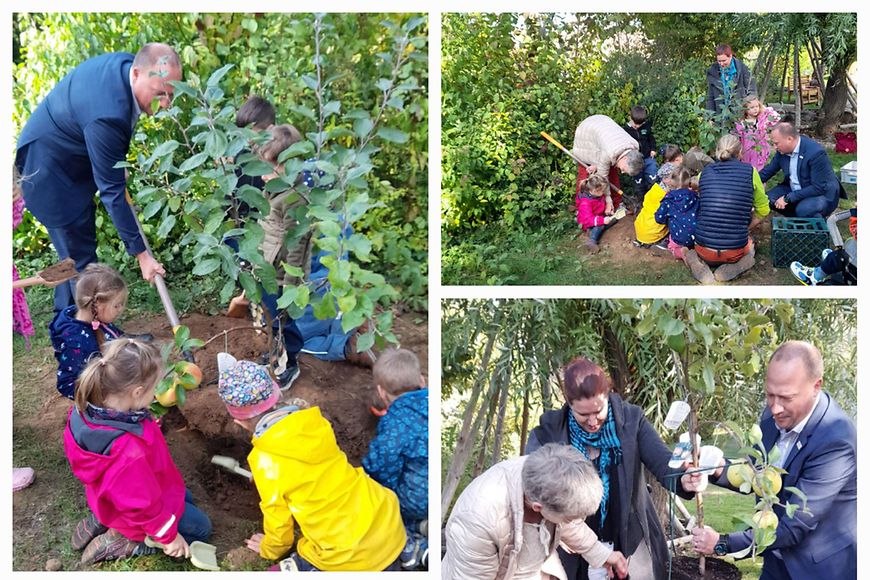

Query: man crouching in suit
[[691, 341, 856, 580], [760, 122, 845, 219]]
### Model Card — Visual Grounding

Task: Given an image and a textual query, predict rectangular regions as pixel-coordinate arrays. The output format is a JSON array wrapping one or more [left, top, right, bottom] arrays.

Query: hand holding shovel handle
[[540, 131, 623, 196]]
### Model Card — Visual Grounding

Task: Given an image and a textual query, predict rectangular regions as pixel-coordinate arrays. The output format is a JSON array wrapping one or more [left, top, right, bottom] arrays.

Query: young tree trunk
[[440, 328, 498, 521], [602, 326, 630, 397], [815, 59, 851, 137], [758, 48, 778, 103], [519, 388, 531, 455], [778, 43, 790, 105], [689, 403, 706, 576], [793, 47, 802, 129], [491, 362, 512, 464]]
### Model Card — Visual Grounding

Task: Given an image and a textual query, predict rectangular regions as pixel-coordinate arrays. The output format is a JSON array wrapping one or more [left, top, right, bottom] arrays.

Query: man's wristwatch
[[713, 534, 729, 556]]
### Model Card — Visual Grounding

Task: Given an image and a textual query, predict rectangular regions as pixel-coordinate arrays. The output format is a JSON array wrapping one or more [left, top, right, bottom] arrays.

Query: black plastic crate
[[771, 217, 830, 268]]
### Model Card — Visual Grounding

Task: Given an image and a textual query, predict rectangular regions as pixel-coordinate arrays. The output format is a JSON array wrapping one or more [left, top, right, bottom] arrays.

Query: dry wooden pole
[[519, 387, 531, 455]]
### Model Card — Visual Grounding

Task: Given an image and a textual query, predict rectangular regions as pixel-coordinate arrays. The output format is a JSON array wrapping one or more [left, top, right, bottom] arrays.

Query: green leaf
[[173, 325, 190, 348], [354, 331, 376, 353], [323, 100, 341, 116], [277, 140, 315, 164], [238, 271, 260, 304], [344, 109, 371, 120], [156, 214, 176, 238], [353, 118, 374, 138], [290, 105, 316, 121], [192, 258, 220, 276], [143, 200, 163, 220], [151, 140, 180, 158], [206, 130, 229, 160], [207, 63, 234, 87], [204, 211, 225, 234], [178, 151, 209, 172], [702, 362, 715, 394], [337, 294, 357, 313], [312, 295, 337, 320], [377, 127, 409, 143]]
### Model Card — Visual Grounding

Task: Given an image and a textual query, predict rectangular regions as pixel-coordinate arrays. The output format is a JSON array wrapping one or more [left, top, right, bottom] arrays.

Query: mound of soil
[[669, 556, 741, 580]]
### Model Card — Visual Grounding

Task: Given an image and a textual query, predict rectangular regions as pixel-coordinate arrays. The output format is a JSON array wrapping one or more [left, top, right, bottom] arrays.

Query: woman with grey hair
[[526, 357, 703, 580], [442, 443, 629, 579], [571, 114, 645, 215], [684, 133, 770, 284]]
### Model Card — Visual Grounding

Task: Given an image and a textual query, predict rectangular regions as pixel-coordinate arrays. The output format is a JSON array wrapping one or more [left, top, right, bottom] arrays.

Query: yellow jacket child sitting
[[216, 354, 406, 571], [634, 181, 670, 247]]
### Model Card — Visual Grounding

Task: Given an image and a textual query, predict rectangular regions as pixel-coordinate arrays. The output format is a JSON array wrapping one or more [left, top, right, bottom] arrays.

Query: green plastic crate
[[771, 217, 830, 268]]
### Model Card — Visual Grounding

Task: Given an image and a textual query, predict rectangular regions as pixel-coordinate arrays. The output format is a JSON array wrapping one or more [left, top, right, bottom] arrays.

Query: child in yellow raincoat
[[216, 354, 406, 571]]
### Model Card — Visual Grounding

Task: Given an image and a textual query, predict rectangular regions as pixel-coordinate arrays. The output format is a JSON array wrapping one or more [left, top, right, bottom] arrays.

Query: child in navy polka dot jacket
[[49, 264, 127, 399], [362, 349, 428, 569], [654, 165, 699, 260]]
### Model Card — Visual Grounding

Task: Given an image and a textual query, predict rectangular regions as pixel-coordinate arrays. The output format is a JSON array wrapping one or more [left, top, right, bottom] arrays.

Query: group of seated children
[[57, 267, 429, 570]]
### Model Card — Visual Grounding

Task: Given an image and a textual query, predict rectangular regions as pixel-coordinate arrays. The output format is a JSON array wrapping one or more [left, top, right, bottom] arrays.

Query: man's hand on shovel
[[137, 251, 166, 283]]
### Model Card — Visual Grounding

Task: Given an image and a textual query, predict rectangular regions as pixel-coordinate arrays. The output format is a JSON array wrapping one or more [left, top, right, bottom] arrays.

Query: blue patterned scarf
[[568, 404, 622, 527], [720, 59, 738, 106]]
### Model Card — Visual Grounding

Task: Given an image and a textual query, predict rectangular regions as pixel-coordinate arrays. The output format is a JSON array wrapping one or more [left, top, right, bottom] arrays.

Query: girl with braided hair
[[49, 263, 127, 399]]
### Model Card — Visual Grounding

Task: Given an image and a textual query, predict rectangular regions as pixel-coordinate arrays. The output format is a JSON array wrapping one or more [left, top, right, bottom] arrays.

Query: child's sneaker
[[81, 529, 143, 565], [276, 364, 301, 392], [72, 512, 108, 550], [632, 239, 651, 249], [790, 261, 823, 286], [653, 238, 670, 251], [399, 536, 429, 570], [584, 239, 601, 254], [12, 467, 34, 492]]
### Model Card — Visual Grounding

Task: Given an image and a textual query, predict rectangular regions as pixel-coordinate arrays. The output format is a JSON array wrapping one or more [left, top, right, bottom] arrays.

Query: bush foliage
[[13, 13, 428, 323]]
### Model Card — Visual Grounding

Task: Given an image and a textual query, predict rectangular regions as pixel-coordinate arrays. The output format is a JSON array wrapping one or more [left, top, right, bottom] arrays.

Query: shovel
[[125, 190, 193, 362], [144, 536, 220, 571], [211, 454, 253, 480], [540, 131, 624, 196], [14, 258, 79, 288]]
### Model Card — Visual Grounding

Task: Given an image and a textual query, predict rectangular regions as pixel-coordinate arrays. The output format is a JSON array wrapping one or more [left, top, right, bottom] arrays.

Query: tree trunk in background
[[602, 326, 630, 397], [815, 59, 851, 137], [793, 48, 802, 130], [519, 388, 531, 455], [491, 363, 512, 464], [758, 47, 778, 103], [441, 328, 498, 521]]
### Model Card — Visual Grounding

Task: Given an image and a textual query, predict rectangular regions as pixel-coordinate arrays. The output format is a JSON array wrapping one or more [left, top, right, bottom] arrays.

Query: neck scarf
[[720, 59, 738, 105], [86, 402, 151, 424], [568, 403, 622, 527]]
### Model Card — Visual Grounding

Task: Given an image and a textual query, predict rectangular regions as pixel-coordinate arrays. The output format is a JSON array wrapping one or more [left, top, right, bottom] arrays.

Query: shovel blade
[[190, 541, 220, 571]]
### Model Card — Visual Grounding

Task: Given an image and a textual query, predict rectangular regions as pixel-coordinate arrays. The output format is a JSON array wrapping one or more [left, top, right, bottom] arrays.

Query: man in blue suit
[[692, 341, 856, 580], [16, 43, 182, 311], [759, 122, 844, 219]]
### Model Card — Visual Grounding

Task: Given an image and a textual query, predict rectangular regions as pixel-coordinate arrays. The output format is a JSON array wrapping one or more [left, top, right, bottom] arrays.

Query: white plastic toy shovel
[[144, 536, 220, 571], [611, 206, 628, 221], [211, 455, 253, 480]]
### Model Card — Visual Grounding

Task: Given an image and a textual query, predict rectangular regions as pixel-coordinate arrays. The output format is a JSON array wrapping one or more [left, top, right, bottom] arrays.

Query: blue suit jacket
[[716, 392, 856, 579], [16, 52, 145, 255], [758, 137, 845, 208]]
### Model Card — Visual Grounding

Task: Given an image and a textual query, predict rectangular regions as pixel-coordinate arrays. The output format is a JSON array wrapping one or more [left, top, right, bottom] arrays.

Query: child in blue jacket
[[362, 349, 428, 569], [654, 165, 699, 260]]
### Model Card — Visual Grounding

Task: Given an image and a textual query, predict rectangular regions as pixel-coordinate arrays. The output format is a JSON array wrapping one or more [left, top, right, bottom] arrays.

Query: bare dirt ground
[[12, 308, 428, 571], [571, 212, 794, 285]]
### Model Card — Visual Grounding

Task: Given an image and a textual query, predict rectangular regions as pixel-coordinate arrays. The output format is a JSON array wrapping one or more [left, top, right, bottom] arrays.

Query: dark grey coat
[[526, 393, 693, 580], [706, 57, 757, 115]]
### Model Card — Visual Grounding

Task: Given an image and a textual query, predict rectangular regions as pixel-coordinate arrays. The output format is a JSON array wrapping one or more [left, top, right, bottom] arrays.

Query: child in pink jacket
[[575, 174, 616, 254], [64, 338, 212, 566]]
